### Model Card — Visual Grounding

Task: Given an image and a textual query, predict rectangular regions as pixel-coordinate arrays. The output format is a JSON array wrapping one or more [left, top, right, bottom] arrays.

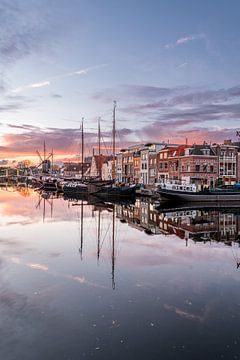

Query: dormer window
[[201, 149, 210, 156]]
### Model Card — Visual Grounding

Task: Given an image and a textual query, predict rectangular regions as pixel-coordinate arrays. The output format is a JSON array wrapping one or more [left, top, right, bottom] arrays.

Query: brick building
[[168, 144, 218, 188], [211, 140, 239, 185]]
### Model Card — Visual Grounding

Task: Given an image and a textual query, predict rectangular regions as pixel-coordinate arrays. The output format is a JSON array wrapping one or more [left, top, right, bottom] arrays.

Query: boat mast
[[112, 101, 117, 181], [43, 140, 46, 174], [51, 148, 53, 174], [81, 117, 84, 180], [44, 140, 46, 162], [98, 117, 101, 179]]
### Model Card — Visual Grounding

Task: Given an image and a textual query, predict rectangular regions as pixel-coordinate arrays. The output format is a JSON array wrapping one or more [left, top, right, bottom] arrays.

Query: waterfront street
[[1, 188, 240, 359]]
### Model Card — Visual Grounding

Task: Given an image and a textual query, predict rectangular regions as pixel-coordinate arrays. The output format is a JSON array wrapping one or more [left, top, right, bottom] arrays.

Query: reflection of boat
[[136, 187, 153, 197], [157, 183, 240, 202], [157, 201, 240, 213], [33, 177, 63, 193]]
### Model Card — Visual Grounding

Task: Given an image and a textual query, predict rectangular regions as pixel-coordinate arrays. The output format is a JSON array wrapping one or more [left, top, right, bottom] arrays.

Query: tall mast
[[112, 101, 117, 181], [44, 140, 46, 162], [51, 148, 53, 174], [43, 140, 46, 173], [98, 117, 101, 179], [81, 117, 84, 179]]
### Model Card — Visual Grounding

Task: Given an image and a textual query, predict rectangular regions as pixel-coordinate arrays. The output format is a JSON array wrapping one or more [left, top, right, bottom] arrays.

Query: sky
[[0, 0, 240, 161]]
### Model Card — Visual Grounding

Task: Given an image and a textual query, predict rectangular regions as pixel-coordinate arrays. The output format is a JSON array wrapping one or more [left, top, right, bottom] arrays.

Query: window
[[164, 162, 168, 170], [210, 165, 214, 172], [187, 164, 190, 172], [202, 163, 208, 172]]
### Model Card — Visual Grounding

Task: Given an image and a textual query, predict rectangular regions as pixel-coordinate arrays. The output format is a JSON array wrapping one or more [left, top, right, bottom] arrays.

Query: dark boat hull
[[93, 185, 136, 199], [63, 183, 89, 195], [158, 188, 240, 202]]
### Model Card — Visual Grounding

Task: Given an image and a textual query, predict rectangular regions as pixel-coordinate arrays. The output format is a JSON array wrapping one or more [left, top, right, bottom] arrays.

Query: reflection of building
[[116, 198, 240, 245], [159, 208, 240, 245], [159, 210, 218, 242], [116, 198, 161, 235], [216, 213, 238, 244]]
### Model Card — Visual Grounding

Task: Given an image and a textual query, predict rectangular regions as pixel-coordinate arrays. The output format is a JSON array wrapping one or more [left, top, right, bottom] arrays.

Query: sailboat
[[63, 117, 113, 196], [63, 118, 89, 196], [93, 101, 136, 200]]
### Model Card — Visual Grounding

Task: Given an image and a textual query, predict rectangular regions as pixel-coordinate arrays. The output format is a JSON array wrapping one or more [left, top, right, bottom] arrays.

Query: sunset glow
[[0, 1, 239, 163]]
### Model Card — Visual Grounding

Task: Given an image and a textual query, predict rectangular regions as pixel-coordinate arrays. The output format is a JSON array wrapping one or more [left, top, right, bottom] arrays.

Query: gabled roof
[[168, 145, 191, 157]]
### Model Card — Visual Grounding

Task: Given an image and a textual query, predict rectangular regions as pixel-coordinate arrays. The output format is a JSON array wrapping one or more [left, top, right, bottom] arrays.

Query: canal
[[1, 188, 240, 359]]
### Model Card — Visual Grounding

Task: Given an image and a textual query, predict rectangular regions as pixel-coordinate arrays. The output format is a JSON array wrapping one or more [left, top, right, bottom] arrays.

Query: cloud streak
[[11, 64, 108, 93], [165, 33, 206, 49]]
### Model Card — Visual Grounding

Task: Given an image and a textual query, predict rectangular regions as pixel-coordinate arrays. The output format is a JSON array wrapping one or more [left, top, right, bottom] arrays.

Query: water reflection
[[1, 189, 240, 359], [116, 197, 240, 241]]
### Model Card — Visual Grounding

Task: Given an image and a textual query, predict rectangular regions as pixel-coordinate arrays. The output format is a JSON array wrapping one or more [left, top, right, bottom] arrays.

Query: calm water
[[1, 188, 240, 360]]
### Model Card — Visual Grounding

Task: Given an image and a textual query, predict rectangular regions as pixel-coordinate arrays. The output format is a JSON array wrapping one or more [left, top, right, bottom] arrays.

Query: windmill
[[36, 141, 53, 174]]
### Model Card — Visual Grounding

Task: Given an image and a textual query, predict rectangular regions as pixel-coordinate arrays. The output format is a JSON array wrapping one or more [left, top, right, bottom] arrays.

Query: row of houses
[[57, 139, 240, 188], [115, 139, 240, 188]]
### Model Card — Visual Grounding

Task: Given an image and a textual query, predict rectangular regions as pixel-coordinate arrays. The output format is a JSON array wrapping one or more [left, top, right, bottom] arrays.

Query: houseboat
[[157, 182, 240, 202]]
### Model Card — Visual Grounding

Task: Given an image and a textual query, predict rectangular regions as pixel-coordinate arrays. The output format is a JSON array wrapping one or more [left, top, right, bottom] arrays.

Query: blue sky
[[0, 0, 240, 159]]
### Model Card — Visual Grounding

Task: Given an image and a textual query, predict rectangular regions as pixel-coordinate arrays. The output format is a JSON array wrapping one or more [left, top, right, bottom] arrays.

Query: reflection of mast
[[36, 194, 55, 222], [43, 197, 46, 223], [112, 204, 116, 290], [97, 209, 101, 263], [79, 199, 84, 260], [50, 197, 53, 218]]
